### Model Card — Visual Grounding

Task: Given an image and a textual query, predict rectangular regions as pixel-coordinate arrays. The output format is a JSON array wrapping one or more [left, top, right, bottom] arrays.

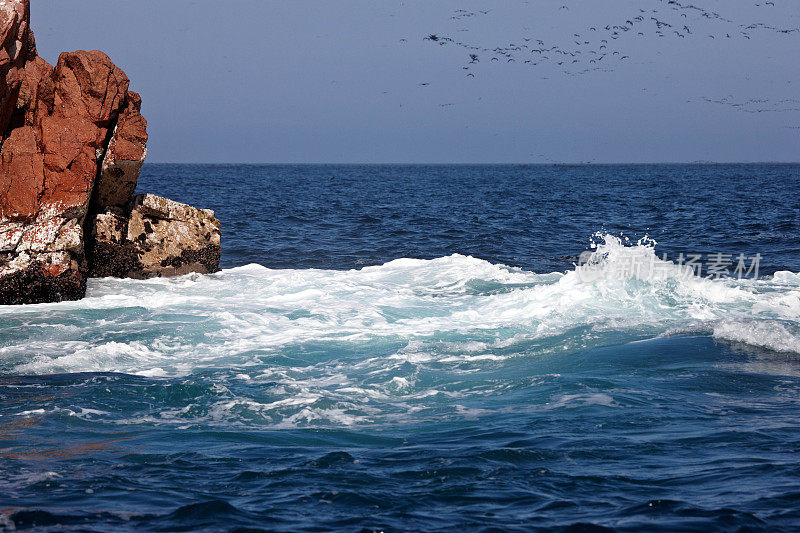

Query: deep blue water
[[140, 164, 800, 274], [1, 164, 800, 532]]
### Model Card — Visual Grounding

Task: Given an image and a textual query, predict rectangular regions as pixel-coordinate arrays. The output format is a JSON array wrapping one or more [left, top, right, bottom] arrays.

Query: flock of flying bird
[[414, 0, 799, 125], [421, 0, 798, 78], [698, 96, 800, 114]]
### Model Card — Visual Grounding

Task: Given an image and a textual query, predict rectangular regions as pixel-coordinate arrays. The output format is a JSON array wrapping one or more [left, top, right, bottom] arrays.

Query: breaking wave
[[1, 233, 799, 379]]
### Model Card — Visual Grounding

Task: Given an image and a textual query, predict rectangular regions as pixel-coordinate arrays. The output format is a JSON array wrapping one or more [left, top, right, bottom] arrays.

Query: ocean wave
[[1, 234, 799, 382]]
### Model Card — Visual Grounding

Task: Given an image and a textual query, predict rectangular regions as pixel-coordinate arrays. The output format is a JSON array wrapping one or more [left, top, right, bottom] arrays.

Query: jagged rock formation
[[0, 0, 220, 305]]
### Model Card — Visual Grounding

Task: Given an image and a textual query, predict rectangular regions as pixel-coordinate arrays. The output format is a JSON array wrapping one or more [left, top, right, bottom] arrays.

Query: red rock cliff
[[0, 0, 220, 305]]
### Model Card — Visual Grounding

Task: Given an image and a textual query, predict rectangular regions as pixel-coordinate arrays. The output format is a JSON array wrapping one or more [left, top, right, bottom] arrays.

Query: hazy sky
[[32, 1, 800, 163]]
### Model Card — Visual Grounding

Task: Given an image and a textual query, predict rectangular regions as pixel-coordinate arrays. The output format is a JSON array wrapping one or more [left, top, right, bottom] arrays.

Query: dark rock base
[[85, 241, 142, 279], [86, 241, 221, 280], [0, 262, 86, 305], [159, 245, 222, 275]]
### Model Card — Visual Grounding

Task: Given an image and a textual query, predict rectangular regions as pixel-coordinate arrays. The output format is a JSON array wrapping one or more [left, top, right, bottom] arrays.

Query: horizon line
[[142, 161, 800, 166]]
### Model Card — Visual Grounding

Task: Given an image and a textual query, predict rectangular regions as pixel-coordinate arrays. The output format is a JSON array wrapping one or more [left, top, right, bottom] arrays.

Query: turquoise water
[[1, 164, 799, 531]]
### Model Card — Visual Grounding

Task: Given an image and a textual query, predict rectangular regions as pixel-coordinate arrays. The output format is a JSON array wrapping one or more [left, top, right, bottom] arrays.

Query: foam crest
[[713, 320, 800, 354]]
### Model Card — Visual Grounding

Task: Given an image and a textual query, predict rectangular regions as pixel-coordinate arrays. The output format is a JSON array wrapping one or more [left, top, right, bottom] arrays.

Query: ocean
[[1, 164, 799, 531]]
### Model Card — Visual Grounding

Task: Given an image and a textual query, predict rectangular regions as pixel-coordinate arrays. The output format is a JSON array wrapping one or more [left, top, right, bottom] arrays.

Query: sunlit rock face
[[0, 0, 219, 305]]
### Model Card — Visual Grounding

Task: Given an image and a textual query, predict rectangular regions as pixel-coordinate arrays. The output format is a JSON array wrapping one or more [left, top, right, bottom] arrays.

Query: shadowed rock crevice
[[0, 0, 221, 305]]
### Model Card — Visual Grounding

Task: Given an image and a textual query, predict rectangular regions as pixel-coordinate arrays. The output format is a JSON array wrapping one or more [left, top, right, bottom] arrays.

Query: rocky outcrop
[[87, 194, 221, 279], [0, 0, 220, 305]]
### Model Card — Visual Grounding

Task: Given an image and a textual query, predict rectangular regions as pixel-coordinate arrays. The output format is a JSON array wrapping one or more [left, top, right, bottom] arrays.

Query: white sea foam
[[713, 320, 800, 354], [0, 234, 798, 392], [546, 392, 619, 409]]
